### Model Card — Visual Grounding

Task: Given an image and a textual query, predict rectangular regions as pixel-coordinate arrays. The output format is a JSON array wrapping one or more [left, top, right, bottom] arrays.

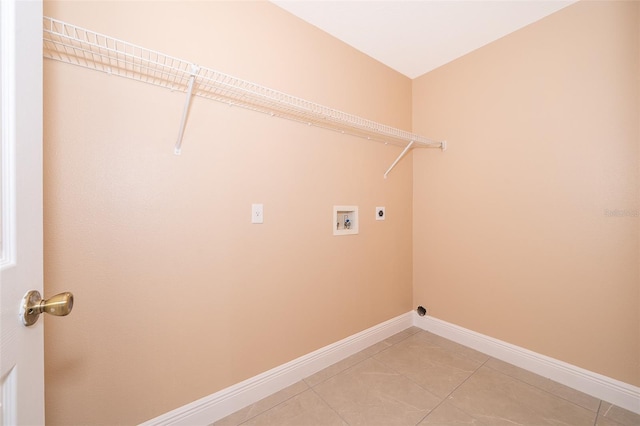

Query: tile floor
[[212, 327, 640, 426]]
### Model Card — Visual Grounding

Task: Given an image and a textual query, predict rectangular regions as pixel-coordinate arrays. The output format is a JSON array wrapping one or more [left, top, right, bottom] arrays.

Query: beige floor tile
[[305, 330, 412, 388], [374, 332, 484, 398], [418, 401, 482, 425], [418, 332, 490, 364], [304, 351, 370, 387], [598, 402, 640, 426], [384, 326, 422, 345], [449, 366, 597, 426], [241, 389, 347, 426], [406, 326, 423, 335], [595, 415, 626, 426], [485, 358, 600, 412], [212, 381, 310, 426], [360, 339, 393, 357], [314, 357, 441, 426]]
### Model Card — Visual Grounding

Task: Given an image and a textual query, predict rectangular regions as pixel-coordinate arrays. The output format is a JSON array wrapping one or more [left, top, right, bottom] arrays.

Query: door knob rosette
[[20, 291, 74, 327]]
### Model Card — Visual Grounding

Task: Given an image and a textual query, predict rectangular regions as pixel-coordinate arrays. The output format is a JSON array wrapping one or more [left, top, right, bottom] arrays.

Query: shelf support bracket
[[174, 64, 199, 155], [384, 140, 415, 179]]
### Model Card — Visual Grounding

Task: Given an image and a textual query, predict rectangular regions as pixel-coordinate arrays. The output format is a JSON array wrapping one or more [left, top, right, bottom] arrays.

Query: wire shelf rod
[[43, 36, 191, 86], [193, 71, 442, 146], [43, 16, 445, 173]]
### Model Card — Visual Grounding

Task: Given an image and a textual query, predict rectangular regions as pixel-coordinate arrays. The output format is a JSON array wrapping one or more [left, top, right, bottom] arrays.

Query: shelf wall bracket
[[174, 64, 200, 155], [384, 140, 415, 179]]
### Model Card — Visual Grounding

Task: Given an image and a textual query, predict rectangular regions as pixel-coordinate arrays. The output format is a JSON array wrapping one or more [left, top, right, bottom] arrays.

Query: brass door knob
[[20, 290, 74, 327]]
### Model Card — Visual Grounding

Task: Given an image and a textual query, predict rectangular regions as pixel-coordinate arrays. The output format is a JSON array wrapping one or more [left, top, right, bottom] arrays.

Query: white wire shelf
[[43, 16, 445, 175]]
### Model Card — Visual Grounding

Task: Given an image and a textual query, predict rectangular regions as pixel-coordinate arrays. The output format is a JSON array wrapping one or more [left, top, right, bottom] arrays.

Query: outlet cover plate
[[252, 203, 264, 224]]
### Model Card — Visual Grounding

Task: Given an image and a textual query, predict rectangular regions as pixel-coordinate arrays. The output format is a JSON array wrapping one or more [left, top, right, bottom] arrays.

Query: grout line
[[303, 349, 372, 388], [232, 381, 310, 426], [414, 358, 489, 425], [309, 386, 352, 426], [303, 328, 412, 388], [593, 400, 602, 426], [482, 358, 601, 414], [305, 328, 421, 426]]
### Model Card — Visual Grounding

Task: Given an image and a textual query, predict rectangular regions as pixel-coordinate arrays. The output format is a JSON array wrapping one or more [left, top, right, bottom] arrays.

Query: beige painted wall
[[413, 0, 639, 387], [43, 1, 413, 424]]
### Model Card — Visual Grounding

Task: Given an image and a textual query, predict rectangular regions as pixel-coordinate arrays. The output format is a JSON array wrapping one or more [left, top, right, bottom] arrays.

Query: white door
[[1, 0, 45, 424]]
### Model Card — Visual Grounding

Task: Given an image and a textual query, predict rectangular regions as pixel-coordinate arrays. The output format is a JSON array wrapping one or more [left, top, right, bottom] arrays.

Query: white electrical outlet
[[251, 204, 264, 224], [376, 207, 385, 221]]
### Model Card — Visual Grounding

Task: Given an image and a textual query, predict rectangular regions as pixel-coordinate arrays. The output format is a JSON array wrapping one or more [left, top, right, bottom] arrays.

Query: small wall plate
[[376, 207, 385, 221]]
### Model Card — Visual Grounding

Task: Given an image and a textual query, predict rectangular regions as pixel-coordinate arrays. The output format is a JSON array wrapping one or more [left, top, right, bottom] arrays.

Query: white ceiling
[[271, 0, 577, 79]]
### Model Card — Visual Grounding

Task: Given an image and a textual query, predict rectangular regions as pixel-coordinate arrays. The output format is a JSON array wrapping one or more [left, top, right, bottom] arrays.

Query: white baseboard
[[140, 312, 413, 425], [414, 314, 640, 415]]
